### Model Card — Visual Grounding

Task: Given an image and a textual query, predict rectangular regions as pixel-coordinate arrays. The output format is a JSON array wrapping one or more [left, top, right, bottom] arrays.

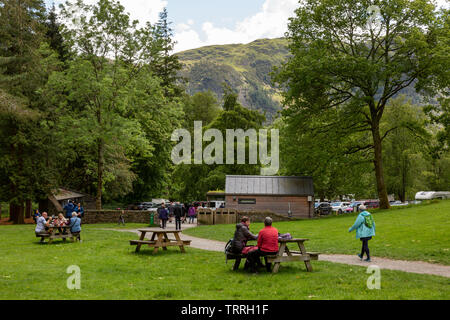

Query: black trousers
[[161, 219, 167, 229], [175, 217, 182, 230], [247, 249, 279, 272], [360, 236, 372, 259]]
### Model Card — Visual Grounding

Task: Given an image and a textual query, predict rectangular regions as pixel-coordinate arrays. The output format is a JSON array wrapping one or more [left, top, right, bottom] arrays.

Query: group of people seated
[[34, 208, 83, 243], [230, 216, 281, 273]]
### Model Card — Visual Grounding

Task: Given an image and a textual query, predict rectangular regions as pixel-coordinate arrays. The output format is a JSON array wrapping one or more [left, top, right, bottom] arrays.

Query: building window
[[238, 198, 256, 204]]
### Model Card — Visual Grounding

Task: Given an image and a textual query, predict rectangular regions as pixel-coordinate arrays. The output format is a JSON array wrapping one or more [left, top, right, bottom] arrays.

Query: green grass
[[184, 200, 450, 265], [0, 223, 449, 299]]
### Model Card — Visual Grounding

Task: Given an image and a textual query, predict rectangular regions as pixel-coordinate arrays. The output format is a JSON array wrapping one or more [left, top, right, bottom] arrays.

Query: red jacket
[[257, 226, 279, 253]]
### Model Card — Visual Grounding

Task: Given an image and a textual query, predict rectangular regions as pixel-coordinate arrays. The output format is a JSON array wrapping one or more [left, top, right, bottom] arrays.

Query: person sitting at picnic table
[[54, 213, 68, 234], [69, 212, 82, 242], [35, 212, 52, 242], [158, 203, 169, 229], [75, 203, 84, 218], [247, 217, 280, 273], [230, 216, 258, 254]]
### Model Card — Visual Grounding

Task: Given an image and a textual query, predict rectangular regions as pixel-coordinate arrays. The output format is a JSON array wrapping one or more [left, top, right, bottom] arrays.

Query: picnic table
[[226, 238, 319, 273], [36, 225, 78, 243], [130, 229, 192, 254]]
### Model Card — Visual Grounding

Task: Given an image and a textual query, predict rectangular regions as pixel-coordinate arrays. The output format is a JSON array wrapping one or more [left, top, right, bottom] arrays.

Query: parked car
[[314, 202, 332, 216], [330, 202, 351, 214], [363, 200, 379, 209], [147, 203, 162, 213], [345, 201, 363, 213], [390, 200, 409, 206], [415, 191, 450, 200]]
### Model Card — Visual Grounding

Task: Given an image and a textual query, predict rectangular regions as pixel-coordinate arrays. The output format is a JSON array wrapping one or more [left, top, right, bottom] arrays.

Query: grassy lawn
[[0, 224, 449, 300], [184, 200, 450, 265]]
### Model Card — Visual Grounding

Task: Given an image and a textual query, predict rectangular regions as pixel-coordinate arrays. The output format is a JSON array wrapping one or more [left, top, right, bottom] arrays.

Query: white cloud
[[66, 0, 167, 25], [173, 0, 298, 52]]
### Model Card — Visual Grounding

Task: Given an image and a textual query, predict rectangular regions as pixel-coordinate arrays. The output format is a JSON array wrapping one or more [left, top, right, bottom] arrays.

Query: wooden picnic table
[[227, 238, 319, 273], [130, 229, 191, 254], [36, 225, 78, 243]]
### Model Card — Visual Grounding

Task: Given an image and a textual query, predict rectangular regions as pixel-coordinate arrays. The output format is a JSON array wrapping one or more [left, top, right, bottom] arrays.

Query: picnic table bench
[[130, 229, 192, 254], [36, 225, 78, 243], [226, 238, 319, 273]]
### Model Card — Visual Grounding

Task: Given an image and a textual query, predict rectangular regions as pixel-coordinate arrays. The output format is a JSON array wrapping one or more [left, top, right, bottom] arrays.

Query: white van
[[415, 191, 450, 200]]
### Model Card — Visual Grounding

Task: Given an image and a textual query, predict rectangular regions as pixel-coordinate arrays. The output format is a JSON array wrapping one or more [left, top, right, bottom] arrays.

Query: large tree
[[276, 0, 446, 208]]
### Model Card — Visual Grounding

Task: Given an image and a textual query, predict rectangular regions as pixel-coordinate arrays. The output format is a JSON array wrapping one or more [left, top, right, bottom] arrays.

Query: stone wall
[[83, 210, 157, 224]]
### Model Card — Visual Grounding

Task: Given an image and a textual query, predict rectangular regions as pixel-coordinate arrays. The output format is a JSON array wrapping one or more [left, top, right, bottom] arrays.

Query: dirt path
[[103, 224, 450, 278]]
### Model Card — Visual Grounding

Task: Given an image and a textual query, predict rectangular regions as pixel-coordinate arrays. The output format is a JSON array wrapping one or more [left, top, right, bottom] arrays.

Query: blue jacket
[[64, 203, 75, 218], [69, 217, 81, 233], [76, 206, 84, 217], [158, 208, 169, 220], [348, 211, 376, 239]]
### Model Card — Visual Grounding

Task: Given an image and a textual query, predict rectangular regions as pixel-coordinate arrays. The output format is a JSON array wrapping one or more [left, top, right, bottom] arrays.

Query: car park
[[345, 201, 363, 213], [363, 200, 379, 209]]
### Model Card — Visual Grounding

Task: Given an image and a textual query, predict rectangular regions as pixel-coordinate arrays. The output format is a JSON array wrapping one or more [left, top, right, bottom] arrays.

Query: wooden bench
[[36, 226, 78, 243], [130, 229, 191, 253], [226, 239, 320, 273]]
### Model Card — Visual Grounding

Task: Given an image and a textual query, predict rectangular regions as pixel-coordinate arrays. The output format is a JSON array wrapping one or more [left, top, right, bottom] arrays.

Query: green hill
[[177, 38, 290, 120]]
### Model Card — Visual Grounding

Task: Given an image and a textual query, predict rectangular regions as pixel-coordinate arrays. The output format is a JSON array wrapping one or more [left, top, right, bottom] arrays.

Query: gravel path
[[103, 224, 450, 278]]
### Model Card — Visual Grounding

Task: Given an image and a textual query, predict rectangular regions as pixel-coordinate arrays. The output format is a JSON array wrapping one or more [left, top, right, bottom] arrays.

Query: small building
[[225, 175, 315, 219], [39, 188, 96, 216]]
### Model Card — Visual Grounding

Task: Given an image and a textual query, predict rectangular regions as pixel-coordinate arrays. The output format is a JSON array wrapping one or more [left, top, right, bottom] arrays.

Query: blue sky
[[45, 0, 449, 52]]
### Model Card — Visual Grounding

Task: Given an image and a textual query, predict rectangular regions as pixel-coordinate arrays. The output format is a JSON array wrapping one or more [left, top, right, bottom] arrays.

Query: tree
[[182, 91, 221, 131], [50, 0, 167, 209], [151, 8, 184, 97], [275, 0, 446, 208], [45, 3, 69, 63]]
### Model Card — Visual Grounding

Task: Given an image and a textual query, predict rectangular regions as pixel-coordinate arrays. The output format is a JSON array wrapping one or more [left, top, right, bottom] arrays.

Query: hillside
[[176, 38, 290, 120]]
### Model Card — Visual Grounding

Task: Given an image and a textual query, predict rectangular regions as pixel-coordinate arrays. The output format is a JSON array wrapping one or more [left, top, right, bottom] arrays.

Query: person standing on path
[[174, 202, 183, 231], [188, 204, 196, 224], [158, 203, 169, 229], [348, 204, 376, 262]]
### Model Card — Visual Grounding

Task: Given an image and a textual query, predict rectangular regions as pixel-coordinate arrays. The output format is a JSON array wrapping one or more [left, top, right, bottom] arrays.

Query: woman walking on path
[[188, 204, 196, 224], [348, 205, 376, 262]]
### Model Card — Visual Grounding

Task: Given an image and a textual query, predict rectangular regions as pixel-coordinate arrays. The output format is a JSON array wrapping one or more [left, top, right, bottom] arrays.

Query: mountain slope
[[177, 38, 290, 119]]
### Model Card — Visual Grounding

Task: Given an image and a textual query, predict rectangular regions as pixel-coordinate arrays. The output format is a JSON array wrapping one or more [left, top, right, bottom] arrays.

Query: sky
[[45, 0, 449, 53]]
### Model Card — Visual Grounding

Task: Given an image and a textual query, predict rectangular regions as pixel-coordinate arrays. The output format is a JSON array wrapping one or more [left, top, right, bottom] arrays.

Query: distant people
[[348, 205, 376, 262], [75, 203, 84, 218], [230, 216, 258, 254], [247, 217, 280, 273], [219, 203, 225, 208], [188, 204, 196, 224], [63, 200, 75, 219], [174, 202, 183, 231], [182, 203, 188, 224], [35, 212, 51, 242], [158, 203, 169, 229], [69, 212, 82, 242], [168, 202, 175, 223]]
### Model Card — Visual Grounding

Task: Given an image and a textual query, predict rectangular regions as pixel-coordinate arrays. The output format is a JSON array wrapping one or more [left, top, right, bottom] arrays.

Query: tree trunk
[[25, 199, 32, 218], [372, 125, 390, 209], [16, 202, 25, 224], [96, 139, 104, 210], [9, 203, 16, 222]]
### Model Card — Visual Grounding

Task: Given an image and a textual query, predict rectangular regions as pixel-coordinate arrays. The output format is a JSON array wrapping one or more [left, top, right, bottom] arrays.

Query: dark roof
[[225, 175, 314, 196]]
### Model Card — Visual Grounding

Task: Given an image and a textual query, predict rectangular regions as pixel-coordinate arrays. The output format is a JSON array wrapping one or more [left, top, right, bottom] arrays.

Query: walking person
[[174, 202, 183, 231], [188, 204, 196, 224], [158, 203, 169, 229], [63, 200, 75, 219], [348, 204, 376, 262]]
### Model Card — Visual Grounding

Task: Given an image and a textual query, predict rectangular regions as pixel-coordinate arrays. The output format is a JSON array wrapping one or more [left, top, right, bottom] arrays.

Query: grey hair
[[264, 217, 273, 226], [72, 212, 78, 217]]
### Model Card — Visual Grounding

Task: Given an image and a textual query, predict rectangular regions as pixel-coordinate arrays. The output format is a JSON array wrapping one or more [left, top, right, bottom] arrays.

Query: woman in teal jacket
[[348, 205, 375, 262]]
